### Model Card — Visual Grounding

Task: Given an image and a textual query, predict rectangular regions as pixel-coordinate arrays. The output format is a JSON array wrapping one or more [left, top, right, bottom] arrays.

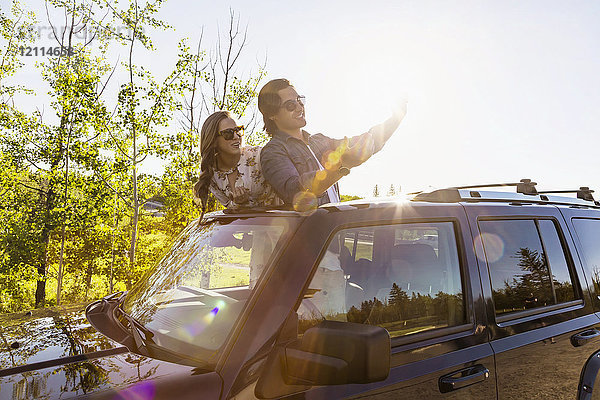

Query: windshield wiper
[[107, 293, 157, 356], [87, 291, 154, 356], [88, 292, 217, 369]]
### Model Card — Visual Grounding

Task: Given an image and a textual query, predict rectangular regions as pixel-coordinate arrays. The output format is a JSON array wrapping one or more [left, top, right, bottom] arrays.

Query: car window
[[478, 219, 578, 317], [297, 222, 466, 339], [572, 218, 600, 295], [123, 216, 296, 357], [342, 230, 374, 261]]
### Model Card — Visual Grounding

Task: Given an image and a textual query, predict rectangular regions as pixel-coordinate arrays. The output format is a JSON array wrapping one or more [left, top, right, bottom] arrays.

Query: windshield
[[122, 215, 297, 363]]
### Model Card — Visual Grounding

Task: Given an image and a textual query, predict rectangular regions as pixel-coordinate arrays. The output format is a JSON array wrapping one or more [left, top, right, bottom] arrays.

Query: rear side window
[[572, 218, 600, 294], [478, 219, 578, 317]]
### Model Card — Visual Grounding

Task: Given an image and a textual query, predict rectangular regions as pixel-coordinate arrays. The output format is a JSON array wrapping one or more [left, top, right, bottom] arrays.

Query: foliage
[[340, 194, 362, 202], [346, 288, 463, 333], [0, 152, 41, 312], [387, 184, 396, 196], [373, 184, 380, 197], [492, 247, 575, 313], [0, 1, 270, 313], [0, 0, 36, 103]]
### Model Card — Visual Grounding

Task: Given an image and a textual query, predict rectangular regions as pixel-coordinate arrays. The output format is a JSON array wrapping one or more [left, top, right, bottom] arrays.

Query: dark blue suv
[[3, 180, 600, 400]]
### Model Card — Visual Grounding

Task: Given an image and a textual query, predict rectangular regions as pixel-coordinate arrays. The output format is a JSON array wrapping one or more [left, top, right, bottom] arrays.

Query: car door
[[464, 203, 600, 399], [246, 204, 496, 399], [559, 206, 600, 314]]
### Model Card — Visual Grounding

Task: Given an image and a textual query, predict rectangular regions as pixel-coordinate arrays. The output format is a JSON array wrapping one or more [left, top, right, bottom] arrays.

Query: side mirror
[[86, 294, 135, 351], [284, 320, 390, 386]]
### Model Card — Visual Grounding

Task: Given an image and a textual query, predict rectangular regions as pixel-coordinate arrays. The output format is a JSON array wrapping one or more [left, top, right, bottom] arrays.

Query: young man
[[258, 78, 407, 209]]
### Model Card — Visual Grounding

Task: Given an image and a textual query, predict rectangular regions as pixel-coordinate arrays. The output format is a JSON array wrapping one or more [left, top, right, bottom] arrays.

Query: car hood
[[0, 306, 222, 400]]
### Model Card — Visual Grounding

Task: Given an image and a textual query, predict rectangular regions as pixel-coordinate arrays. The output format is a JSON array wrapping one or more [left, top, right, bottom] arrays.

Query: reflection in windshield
[[123, 216, 293, 360]]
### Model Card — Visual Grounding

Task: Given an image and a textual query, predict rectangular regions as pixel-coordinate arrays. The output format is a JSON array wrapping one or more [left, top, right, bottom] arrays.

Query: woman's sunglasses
[[218, 125, 245, 140], [281, 95, 306, 112]]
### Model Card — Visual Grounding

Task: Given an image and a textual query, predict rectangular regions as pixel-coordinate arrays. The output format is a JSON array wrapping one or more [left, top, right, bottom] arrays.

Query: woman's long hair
[[194, 111, 232, 212]]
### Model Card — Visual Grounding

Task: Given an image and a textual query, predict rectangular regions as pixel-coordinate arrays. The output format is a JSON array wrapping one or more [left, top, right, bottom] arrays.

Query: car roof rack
[[412, 178, 600, 208], [452, 178, 539, 195], [537, 187, 595, 202]]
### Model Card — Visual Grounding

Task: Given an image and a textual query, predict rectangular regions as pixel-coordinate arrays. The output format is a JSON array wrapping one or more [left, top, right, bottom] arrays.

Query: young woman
[[194, 111, 281, 212]]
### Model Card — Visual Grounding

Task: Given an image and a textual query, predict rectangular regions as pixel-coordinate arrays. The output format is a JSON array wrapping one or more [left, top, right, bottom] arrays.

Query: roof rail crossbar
[[538, 187, 595, 202], [412, 180, 599, 208], [452, 178, 538, 195]]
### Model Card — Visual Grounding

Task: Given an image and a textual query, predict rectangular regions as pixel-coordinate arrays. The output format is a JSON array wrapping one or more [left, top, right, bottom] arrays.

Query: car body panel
[[557, 206, 600, 313], [223, 202, 496, 399], [463, 202, 600, 399], [4, 197, 600, 399], [0, 308, 221, 400]]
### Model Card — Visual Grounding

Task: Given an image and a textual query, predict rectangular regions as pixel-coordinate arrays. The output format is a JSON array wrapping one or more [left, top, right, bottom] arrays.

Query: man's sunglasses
[[218, 125, 245, 140], [281, 95, 306, 112]]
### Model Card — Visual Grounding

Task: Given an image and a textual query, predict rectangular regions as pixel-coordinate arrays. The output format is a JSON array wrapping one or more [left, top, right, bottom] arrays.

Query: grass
[[209, 264, 250, 288], [223, 246, 252, 265]]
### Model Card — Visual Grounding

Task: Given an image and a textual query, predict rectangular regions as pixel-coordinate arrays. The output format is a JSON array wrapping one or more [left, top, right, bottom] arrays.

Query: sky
[[5, 0, 600, 198]]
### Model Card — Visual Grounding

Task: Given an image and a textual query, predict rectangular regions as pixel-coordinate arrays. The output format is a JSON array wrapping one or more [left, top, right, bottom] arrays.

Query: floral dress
[[209, 146, 282, 208]]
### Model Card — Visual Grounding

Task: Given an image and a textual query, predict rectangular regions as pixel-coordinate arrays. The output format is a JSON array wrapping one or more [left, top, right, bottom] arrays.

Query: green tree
[[388, 283, 408, 319], [91, 0, 187, 273], [0, 2, 270, 312], [0, 152, 42, 312], [1, 0, 113, 307], [42, 0, 115, 305], [387, 184, 396, 196], [340, 194, 362, 202], [0, 0, 36, 104], [493, 247, 555, 312], [389, 283, 408, 305]]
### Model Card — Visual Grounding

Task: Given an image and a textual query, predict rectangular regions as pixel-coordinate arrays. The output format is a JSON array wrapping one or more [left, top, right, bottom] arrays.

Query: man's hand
[[231, 186, 250, 205], [340, 134, 375, 168]]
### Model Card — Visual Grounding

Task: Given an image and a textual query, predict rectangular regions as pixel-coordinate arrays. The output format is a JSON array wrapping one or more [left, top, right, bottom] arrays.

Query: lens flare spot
[[315, 169, 327, 181], [293, 191, 318, 212], [203, 313, 215, 324], [179, 306, 224, 341], [115, 380, 156, 400], [323, 150, 342, 170], [475, 233, 505, 263], [181, 321, 207, 339]]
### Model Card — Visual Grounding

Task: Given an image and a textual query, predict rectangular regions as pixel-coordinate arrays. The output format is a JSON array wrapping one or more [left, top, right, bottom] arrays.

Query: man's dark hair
[[258, 78, 293, 135]]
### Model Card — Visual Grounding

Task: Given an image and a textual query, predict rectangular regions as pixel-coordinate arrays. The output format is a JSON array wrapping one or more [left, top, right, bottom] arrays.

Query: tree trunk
[[110, 192, 117, 294], [127, 27, 139, 272], [85, 264, 93, 301], [55, 18, 77, 307], [129, 138, 138, 269], [35, 183, 55, 308], [35, 228, 50, 308], [56, 225, 67, 305]]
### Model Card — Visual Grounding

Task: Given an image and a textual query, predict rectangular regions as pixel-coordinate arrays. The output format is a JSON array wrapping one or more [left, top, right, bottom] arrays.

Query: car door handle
[[438, 364, 490, 393], [571, 329, 600, 347]]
